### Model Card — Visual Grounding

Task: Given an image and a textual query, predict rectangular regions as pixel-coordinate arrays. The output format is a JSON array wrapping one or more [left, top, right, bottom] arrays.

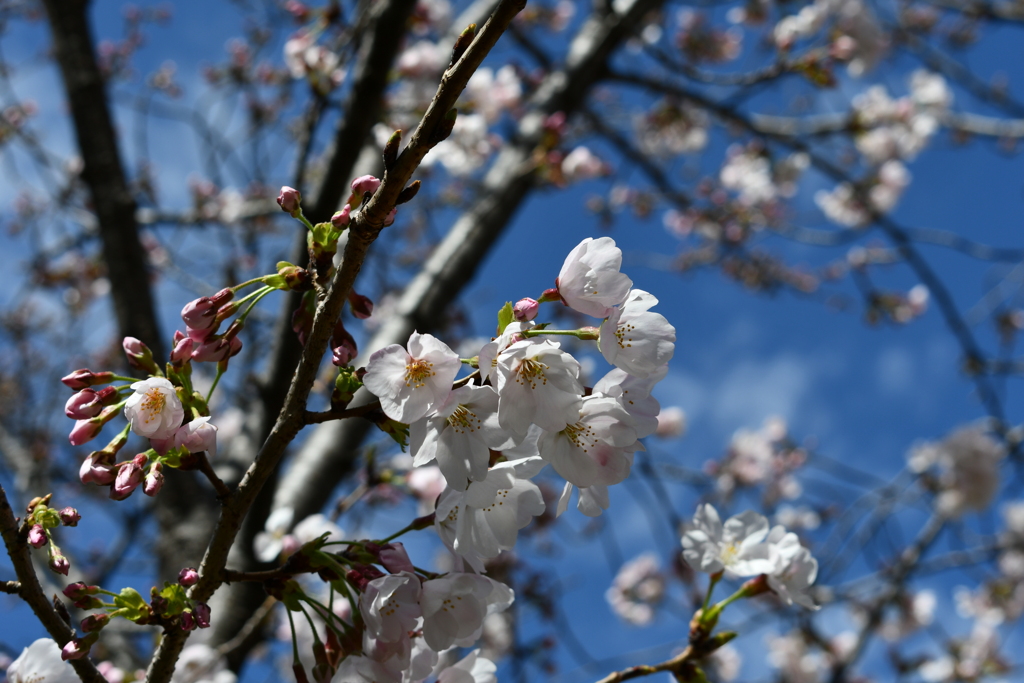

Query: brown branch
[[142, 3, 526, 681], [0, 485, 106, 683], [40, 0, 163, 358], [195, 453, 233, 501], [594, 645, 694, 683], [303, 402, 380, 425]]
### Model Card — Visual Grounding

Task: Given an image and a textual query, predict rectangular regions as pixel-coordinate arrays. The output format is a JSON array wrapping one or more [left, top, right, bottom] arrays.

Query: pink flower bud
[[285, 0, 309, 20], [61, 369, 114, 390], [59, 507, 81, 526], [513, 297, 540, 322], [61, 639, 88, 660], [350, 175, 381, 196], [69, 419, 103, 447], [331, 206, 351, 228], [181, 288, 233, 331], [331, 319, 358, 367], [347, 290, 374, 319], [80, 452, 117, 485], [81, 613, 110, 632], [191, 337, 234, 363], [194, 602, 211, 628], [383, 207, 397, 227], [144, 462, 164, 496], [65, 386, 117, 420], [379, 542, 415, 574], [172, 416, 218, 458], [63, 582, 99, 599], [171, 333, 194, 365], [28, 524, 46, 548], [49, 552, 70, 576], [122, 337, 157, 372], [180, 611, 196, 631], [110, 455, 147, 500], [277, 186, 302, 216], [178, 567, 199, 587]]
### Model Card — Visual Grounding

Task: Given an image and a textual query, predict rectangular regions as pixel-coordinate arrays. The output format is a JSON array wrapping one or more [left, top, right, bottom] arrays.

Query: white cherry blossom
[[556, 237, 633, 318], [435, 457, 546, 570], [6, 639, 78, 683], [124, 377, 184, 440], [538, 395, 638, 488], [436, 650, 497, 683], [605, 553, 665, 626], [411, 384, 513, 491], [495, 339, 583, 438], [765, 526, 819, 610], [361, 572, 423, 643], [364, 332, 462, 423], [477, 321, 534, 384], [420, 573, 514, 652], [599, 289, 675, 378], [593, 366, 665, 438], [681, 504, 774, 576], [556, 481, 610, 517]]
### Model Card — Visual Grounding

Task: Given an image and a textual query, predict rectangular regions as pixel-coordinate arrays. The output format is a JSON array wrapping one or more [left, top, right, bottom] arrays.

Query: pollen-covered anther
[[140, 390, 166, 423], [447, 405, 481, 434], [562, 421, 597, 453], [404, 358, 436, 388], [615, 322, 637, 348], [514, 358, 549, 389]]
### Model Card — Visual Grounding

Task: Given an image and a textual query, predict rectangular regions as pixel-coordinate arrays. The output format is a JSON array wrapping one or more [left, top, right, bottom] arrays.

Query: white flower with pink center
[[420, 573, 514, 652], [435, 457, 546, 570], [411, 384, 513, 491], [537, 395, 638, 488], [360, 572, 423, 643], [556, 237, 632, 318], [124, 377, 184, 440], [6, 639, 78, 683], [681, 504, 774, 576], [495, 339, 582, 439], [363, 332, 462, 423], [599, 289, 675, 378]]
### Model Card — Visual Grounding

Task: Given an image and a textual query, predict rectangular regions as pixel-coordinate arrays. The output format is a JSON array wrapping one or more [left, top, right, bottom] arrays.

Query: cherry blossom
[[124, 377, 184, 440], [605, 553, 665, 625], [556, 237, 633, 318], [592, 366, 665, 438], [363, 332, 462, 423], [434, 457, 546, 570], [681, 504, 774, 576], [5, 639, 78, 683], [495, 339, 583, 438], [360, 572, 423, 643], [410, 384, 513, 491], [172, 417, 218, 458], [420, 573, 514, 652], [556, 481, 610, 517], [537, 395, 638, 488], [599, 289, 676, 378], [436, 650, 497, 683]]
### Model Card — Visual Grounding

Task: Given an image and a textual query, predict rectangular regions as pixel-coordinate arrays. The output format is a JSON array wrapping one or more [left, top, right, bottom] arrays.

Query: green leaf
[[158, 583, 189, 617], [113, 587, 150, 622], [497, 302, 514, 335], [375, 418, 410, 451]]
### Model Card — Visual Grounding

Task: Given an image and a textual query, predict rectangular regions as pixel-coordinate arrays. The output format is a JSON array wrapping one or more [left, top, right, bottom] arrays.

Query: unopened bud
[[61, 637, 91, 661], [59, 507, 81, 527], [331, 319, 358, 367], [63, 582, 99, 600], [178, 567, 200, 587], [396, 180, 420, 205], [48, 549, 70, 576], [123, 337, 159, 374], [194, 602, 211, 628], [277, 186, 302, 216], [513, 298, 539, 322], [110, 454, 147, 500], [180, 610, 196, 631], [68, 405, 119, 447], [449, 23, 476, 68], [61, 369, 114, 390], [80, 451, 117, 486], [143, 461, 164, 496], [28, 524, 47, 548], [331, 206, 351, 228], [350, 175, 381, 197], [81, 613, 110, 633], [379, 542, 415, 574], [383, 129, 402, 171], [171, 332, 194, 366]]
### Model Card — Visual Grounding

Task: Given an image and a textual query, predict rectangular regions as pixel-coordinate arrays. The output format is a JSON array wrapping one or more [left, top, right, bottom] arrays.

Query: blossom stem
[[702, 572, 722, 611], [521, 328, 599, 340], [206, 367, 225, 405], [236, 286, 276, 325], [285, 608, 301, 663], [296, 211, 316, 232], [231, 277, 270, 293]]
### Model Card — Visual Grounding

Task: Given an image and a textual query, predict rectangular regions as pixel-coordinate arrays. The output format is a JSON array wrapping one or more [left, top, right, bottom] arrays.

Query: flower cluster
[[682, 503, 820, 610]]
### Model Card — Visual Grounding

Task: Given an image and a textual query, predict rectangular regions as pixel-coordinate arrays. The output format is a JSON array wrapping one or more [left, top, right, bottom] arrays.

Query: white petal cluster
[[556, 237, 633, 318], [908, 426, 1005, 517], [124, 376, 184, 440], [6, 639, 78, 683], [682, 503, 819, 609]]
